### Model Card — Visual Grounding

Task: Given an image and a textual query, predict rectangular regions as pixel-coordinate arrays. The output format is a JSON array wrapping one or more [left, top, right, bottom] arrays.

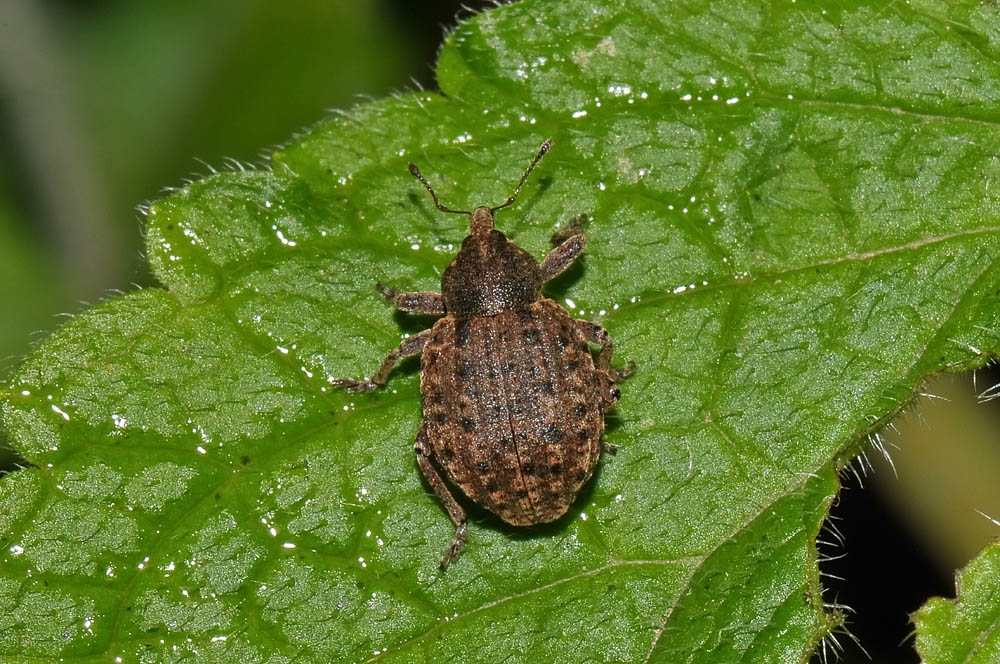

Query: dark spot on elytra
[[557, 335, 570, 349], [455, 321, 472, 348], [543, 423, 565, 443], [577, 428, 591, 441], [476, 460, 491, 473], [456, 361, 470, 380], [485, 479, 500, 492], [573, 403, 588, 417], [551, 461, 562, 473], [499, 436, 513, 450], [565, 360, 581, 371], [433, 392, 445, 404], [441, 447, 456, 462], [539, 381, 555, 395], [523, 328, 541, 343], [461, 417, 476, 432], [521, 462, 535, 475], [434, 412, 447, 424], [516, 488, 529, 499]]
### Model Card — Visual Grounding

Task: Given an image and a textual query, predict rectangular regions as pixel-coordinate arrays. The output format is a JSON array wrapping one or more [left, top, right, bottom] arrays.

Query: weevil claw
[[439, 522, 468, 570], [331, 378, 377, 393]]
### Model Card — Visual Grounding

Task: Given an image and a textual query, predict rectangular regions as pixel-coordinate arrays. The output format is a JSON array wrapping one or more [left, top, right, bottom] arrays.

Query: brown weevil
[[334, 140, 634, 569]]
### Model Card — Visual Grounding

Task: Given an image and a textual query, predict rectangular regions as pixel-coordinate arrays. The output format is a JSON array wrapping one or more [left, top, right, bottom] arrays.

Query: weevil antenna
[[409, 163, 470, 215], [491, 139, 552, 214]]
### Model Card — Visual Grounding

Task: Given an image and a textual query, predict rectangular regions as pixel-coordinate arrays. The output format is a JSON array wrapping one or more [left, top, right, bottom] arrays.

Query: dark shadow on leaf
[[542, 258, 586, 301], [408, 192, 452, 235], [603, 410, 627, 437], [391, 308, 440, 335], [394, 354, 421, 378], [536, 175, 553, 193], [407, 192, 434, 221], [499, 175, 551, 237]]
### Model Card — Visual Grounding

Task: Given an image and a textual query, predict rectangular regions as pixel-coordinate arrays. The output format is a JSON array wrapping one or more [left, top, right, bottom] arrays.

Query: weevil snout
[[469, 207, 495, 235]]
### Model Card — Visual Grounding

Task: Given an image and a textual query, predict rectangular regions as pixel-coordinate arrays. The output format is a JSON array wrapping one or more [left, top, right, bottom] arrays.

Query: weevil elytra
[[334, 140, 633, 569]]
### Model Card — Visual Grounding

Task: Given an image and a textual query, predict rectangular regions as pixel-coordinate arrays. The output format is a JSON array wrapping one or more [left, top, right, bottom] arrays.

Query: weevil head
[[408, 140, 553, 317], [442, 227, 542, 316]]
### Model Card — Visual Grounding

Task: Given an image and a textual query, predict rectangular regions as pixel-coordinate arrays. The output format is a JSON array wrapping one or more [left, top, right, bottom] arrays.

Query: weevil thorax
[[441, 206, 542, 317]]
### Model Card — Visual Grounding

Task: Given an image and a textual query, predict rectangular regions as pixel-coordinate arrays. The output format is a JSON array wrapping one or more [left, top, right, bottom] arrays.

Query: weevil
[[334, 140, 633, 569]]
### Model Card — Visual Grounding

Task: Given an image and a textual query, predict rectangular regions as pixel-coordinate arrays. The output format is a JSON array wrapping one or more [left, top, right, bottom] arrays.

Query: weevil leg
[[597, 370, 623, 409], [575, 319, 616, 372], [414, 423, 468, 570], [332, 328, 432, 393], [441, 522, 467, 571], [612, 361, 637, 382], [550, 213, 588, 245], [578, 319, 636, 406], [377, 282, 445, 315], [540, 214, 588, 282]]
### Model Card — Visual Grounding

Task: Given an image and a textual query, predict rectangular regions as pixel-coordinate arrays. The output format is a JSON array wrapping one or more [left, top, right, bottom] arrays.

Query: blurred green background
[[0, 2, 998, 662], [0, 0, 488, 377]]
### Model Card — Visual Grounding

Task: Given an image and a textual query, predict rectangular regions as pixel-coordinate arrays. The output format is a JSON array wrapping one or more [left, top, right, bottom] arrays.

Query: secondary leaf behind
[[914, 541, 1000, 664]]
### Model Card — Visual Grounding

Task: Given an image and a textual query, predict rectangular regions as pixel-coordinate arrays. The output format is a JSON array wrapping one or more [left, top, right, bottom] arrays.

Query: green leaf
[[914, 541, 1000, 663], [4, 0, 1000, 661], [0, 196, 72, 472]]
